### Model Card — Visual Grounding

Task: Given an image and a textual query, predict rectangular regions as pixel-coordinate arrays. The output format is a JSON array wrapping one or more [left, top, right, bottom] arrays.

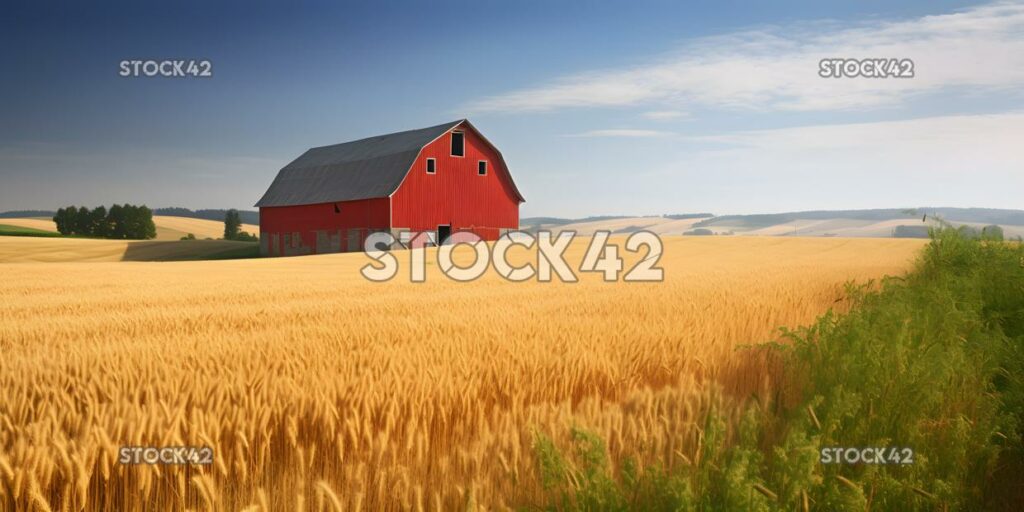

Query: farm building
[[256, 119, 525, 256]]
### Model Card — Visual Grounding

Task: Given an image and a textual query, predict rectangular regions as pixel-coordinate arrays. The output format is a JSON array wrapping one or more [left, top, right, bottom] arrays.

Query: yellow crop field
[[0, 237, 258, 263], [151, 216, 261, 241], [0, 217, 60, 233], [0, 237, 925, 511]]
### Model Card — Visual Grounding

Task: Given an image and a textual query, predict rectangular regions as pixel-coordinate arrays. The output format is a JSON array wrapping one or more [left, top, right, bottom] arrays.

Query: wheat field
[[0, 236, 925, 511]]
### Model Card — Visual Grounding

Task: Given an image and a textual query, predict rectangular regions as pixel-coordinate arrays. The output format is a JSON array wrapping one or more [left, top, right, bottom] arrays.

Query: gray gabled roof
[[256, 120, 458, 207], [255, 119, 524, 208]]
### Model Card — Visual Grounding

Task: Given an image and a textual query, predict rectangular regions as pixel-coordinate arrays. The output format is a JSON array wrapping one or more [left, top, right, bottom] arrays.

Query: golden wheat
[[0, 236, 925, 510]]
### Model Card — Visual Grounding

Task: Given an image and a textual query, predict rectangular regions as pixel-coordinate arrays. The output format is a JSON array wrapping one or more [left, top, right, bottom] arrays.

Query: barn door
[[437, 225, 451, 245]]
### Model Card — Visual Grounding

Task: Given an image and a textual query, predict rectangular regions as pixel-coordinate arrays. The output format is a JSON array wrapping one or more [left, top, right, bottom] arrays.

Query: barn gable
[[255, 120, 524, 208]]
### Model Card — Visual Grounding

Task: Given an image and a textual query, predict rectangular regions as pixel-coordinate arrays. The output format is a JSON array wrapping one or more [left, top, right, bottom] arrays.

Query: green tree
[[75, 206, 91, 235], [982, 224, 1004, 241], [224, 209, 241, 240], [90, 206, 108, 237], [122, 204, 138, 238], [55, 206, 83, 235], [52, 208, 68, 235], [107, 204, 126, 239], [54, 206, 81, 235], [116, 204, 157, 240], [137, 205, 157, 239]]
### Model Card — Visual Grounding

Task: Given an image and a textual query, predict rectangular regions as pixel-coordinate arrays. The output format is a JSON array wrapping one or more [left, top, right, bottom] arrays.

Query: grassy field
[[0, 223, 65, 237], [0, 237, 928, 510]]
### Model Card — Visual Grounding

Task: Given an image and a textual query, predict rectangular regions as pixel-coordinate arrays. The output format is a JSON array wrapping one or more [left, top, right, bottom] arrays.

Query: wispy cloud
[[642, 110, 688, 120], [634, 111, 1024, 213], [567, 129, 674, 138], [467, 2, 1024, 113], [689, 112, 1024, 155]]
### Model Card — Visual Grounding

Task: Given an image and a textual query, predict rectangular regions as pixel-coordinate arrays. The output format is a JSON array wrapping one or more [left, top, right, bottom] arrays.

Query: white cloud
[[689, 111, 1024, 155], [640, 112, 1024, 213], [642, 110, 688, 120], [568, 129, 674, 138], [467, 2, 1024, 113]]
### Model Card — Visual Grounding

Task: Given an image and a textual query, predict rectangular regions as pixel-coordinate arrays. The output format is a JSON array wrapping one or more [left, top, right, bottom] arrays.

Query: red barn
[[256, 119, 525, 256]]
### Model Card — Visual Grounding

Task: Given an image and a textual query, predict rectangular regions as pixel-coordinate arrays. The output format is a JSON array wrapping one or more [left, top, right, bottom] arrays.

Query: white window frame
[[450, 131, 465, 157], [477, 160, 488, 176], [426, 158, 436, 174]]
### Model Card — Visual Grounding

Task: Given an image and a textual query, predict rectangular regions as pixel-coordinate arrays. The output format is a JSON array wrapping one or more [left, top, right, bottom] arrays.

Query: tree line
[[52, 204, 157, 239]]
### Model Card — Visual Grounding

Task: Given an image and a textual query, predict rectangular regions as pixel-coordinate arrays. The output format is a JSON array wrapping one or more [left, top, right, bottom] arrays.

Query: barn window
[[334, 203, 341, 213], [426, 158, 436, 174], [477, 160, 488, 176], [451, 131, 465, 157]]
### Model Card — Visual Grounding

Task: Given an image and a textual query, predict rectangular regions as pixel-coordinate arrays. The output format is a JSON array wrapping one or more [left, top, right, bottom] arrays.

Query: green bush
[[233, 231, 259, 242]]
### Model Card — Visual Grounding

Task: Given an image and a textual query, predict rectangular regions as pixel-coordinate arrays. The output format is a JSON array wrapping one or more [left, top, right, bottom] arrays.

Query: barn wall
[[390, 125, 520, 240], [259, 198, 390, 256]]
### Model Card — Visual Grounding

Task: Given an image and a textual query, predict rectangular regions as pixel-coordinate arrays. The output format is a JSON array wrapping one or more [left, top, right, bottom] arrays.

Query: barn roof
[[255, 119, 524, 207]]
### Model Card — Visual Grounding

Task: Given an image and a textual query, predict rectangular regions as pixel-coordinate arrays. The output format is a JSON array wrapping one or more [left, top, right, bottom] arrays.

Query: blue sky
[[1, 0, 1022, 217]]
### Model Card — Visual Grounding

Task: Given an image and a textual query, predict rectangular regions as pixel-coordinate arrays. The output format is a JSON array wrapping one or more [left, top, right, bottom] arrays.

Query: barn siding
[[390, 125, 519, 239], [259, 198, 390, 255]]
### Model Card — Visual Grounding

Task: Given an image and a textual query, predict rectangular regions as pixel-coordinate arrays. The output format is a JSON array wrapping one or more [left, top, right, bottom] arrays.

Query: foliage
[[224, 209, 242, 240], [982, 224, 1004, 241], [234, 231, 259, 242], [52, 204, 156, 239]]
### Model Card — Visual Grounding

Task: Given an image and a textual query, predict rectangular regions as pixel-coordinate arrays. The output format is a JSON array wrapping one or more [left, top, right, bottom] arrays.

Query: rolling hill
[[521, 208, 1024, 238]]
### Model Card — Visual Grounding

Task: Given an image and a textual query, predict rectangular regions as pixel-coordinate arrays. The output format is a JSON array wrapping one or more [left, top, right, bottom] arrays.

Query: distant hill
[[0, 210, 55, 218], [693, 207, 1024, 228], [519, 207, 1024, 239], [520, 215, 633, 227], [153, 208, 260, 225], [664, 213, 714, 220]]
